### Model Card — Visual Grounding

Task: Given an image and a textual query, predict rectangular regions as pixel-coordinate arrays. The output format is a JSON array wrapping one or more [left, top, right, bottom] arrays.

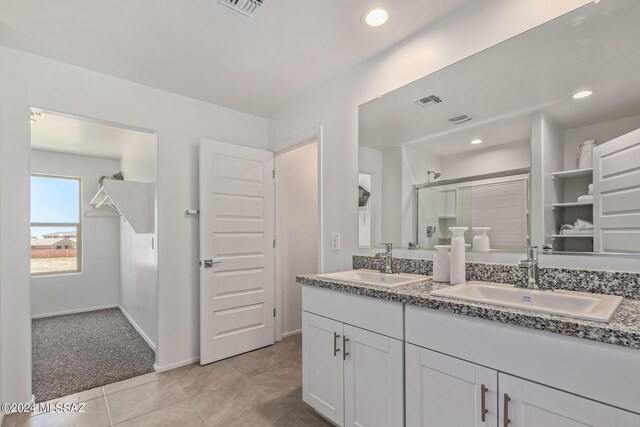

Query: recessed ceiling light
[[364, 8, 389, 27], [470, 139, 483, 145], [572, 90, 593, 100]]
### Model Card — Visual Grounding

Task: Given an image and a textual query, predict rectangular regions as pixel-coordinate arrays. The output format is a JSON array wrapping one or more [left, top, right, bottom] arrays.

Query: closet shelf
[[552, 202, 593, 208], [551, 168, 593, 180], [90, 179, 153, 233]]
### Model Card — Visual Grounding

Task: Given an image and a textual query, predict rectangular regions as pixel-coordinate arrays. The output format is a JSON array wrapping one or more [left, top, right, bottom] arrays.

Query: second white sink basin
[[318, 269, 426, 288], [431, 282, 623, 323]]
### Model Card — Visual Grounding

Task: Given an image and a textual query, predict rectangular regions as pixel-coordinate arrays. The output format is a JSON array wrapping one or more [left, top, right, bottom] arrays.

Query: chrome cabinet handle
[[333, 332, 341, 356], [343, 336, 349, 360], [503, 393, 511, 426], [481, 384, 488, 422]]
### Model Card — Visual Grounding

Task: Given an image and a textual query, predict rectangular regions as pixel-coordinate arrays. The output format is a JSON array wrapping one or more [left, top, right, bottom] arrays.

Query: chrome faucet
[[375, 243, 394, 274], [518, 246, 549, 290]]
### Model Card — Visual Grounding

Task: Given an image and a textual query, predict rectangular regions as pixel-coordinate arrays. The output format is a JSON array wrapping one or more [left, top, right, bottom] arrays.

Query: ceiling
[[30, 109, 154, 159], [0, 0, 474, 117], [359, 0, 640, 157]]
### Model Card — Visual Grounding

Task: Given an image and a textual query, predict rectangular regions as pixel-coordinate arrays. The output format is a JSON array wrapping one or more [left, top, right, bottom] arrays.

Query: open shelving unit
[[549, 167, 594, 252], [552, 202, 593, 208], [551, 168, 593, 180]]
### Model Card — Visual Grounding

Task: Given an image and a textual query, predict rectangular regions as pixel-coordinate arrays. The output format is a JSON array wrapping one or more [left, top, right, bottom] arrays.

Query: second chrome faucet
[[375, 243, 394, 274]]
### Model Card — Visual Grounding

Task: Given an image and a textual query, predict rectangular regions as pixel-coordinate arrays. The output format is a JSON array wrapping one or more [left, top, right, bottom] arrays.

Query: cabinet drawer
[[302, 285, 403, 339]]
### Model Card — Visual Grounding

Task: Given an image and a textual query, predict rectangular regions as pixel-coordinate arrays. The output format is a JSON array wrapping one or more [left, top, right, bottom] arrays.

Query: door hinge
[[273, 239, 276, 248], [272, 169, 275, 179], [273, 308, 276, 317]]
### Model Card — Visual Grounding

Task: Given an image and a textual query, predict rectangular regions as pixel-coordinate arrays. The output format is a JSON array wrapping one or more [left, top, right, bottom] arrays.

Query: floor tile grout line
[[104, 394, 114, 426], [106, 387, 189, 425], [102, 374, 161, 397], [109, 398, 195, 427]]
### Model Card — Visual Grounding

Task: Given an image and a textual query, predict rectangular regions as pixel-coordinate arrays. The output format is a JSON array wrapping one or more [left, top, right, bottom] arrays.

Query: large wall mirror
[[358, 0, 640, 256]]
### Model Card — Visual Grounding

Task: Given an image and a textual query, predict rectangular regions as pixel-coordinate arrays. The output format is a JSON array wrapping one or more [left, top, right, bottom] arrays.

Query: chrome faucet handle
[[378, 243, 393, 252], [524, 245, 538, 261]]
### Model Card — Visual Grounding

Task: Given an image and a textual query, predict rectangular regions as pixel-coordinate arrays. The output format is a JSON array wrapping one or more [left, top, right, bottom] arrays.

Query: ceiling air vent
[[415, 94, 443, 108], [218, 0, 264, 18], [448, 114, 473, 125]]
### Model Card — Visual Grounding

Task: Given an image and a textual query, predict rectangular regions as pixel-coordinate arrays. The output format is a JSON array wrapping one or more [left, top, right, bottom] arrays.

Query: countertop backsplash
[[352, 255, 640, 300]]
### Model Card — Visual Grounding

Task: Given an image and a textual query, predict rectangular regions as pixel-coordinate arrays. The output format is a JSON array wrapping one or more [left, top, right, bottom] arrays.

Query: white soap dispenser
[[449, 227, 468, 285], [432, 245, 451, 282]]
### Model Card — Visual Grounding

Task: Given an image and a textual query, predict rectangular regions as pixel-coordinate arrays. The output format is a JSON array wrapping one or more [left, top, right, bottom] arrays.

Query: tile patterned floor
[[2, 335, 333, 427]]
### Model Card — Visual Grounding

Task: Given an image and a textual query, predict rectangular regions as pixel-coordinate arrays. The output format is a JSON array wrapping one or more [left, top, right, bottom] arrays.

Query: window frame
[[30, 173, 83, 276]]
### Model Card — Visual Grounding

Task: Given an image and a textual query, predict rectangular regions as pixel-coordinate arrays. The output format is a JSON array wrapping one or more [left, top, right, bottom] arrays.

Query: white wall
[[358, 173, 372, 247], [358, 146, 382, 248], [401, 147, 442, 246], [531, 113, 565, 248], [563, 114, 640, 170], [120, 133, 158, 349], [275, 142, 318, 335], [30, 150, 121, 317], [441, 140, 530, 180], [381, 147, 403, 247], [0, 45, 267, 401], [269, 0, 591, 273]]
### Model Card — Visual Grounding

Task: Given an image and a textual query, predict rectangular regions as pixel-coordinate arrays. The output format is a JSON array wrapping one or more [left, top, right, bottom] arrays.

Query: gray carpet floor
[[32, 308, 155, 402]]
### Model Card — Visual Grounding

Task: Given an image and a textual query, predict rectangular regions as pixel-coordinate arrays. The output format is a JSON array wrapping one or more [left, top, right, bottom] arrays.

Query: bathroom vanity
[[297, 258, 640, 427], [330, 2, 640, 425]]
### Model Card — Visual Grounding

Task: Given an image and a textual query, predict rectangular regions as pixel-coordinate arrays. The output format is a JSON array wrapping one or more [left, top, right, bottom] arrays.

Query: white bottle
[[449, 227, 468, 285], [432, 245, 451, 282], [472, 227, 491, 251]]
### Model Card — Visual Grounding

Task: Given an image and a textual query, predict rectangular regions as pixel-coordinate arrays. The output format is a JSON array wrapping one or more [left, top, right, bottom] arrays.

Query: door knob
[[203, 260, 221, 268]]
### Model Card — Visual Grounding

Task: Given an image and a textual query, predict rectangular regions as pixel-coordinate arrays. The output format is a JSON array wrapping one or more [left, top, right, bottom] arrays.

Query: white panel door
[[593, 128, 640, 252], [302, 311, 344, 426], [618, 409, 640, 427], [199, 139, 275, 365], [344, 325, 403, 427], [498, 373, 618, 427], [406, 344, 498, 427]]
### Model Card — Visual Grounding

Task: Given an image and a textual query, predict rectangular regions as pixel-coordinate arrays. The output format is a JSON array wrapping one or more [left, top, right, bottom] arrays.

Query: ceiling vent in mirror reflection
[[448, 114, 473, 125], [218, 0, 264, 18], [415, 94, 443, 108]]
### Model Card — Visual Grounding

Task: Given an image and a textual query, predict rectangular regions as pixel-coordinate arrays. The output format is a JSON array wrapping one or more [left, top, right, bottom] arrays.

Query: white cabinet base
[[406, 344, 497, 427], [303, 311, 344, 425], [344, 325, 403, 427]]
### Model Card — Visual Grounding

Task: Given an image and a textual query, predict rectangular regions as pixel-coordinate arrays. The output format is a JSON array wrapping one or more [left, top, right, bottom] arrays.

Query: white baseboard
[[282, 329, 302, 338], [31, 304, 119, 319], [118, 306, 156, 352], [154, 357, 200, 372]]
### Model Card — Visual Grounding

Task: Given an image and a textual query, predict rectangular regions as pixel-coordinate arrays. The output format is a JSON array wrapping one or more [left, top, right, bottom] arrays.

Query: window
[[31, 175, 81, 275]]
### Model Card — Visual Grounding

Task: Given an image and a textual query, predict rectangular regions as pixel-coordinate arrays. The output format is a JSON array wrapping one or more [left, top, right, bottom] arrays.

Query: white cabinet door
[[618, 409, 640, 426], [406, 344, 497, 427], [302, 311, 344, 426], [343, 325, 403, 427], [499, 373, 619, 427]]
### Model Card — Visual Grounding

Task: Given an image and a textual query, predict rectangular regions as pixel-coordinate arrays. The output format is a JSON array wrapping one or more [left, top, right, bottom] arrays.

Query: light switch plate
[[331, 232, 341, 251]]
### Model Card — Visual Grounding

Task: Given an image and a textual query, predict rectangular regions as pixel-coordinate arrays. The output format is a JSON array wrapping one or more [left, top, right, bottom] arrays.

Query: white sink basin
[[318, 270, 426, 288], [431, 282, 623, 323]]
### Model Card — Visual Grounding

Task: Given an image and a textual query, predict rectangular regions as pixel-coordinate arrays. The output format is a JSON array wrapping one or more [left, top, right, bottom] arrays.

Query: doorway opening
[[275, 139, 319, 339], [29, 108, 158, 402]]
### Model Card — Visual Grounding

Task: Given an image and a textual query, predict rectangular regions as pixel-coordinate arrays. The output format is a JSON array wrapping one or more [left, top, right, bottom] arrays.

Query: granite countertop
[[296, 273, 640, 350]]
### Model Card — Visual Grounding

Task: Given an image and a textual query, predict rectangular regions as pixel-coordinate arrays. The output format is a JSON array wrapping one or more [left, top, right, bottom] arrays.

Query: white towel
[[577, 195, 594, 203]]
